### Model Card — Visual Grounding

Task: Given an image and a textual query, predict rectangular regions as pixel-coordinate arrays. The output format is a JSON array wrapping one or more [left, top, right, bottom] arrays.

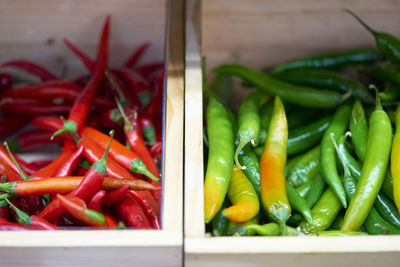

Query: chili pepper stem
[[0, 184, 16, 194], [271, 208, 290, 236], [3, 142, 29, 181], [370, 84, 382, 111], [51, 117, 78, 139], [234, 140, 249, 170], [4, 198, 32, 225], [340, 89, 353, 103], [130, 159, 160, 182], [342, 8, 378, 36], [91, 130, 115, 174]]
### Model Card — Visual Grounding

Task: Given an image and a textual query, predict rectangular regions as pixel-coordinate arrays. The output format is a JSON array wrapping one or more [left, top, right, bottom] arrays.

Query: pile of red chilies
[[0, 16, 164, 230]]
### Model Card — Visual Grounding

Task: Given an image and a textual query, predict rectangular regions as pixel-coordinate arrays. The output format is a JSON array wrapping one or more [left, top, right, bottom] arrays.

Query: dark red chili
[[0, 73, 13, 90], [8, 129, 63, 152], [0, 98, 70, 116], [136, 62, 164, 80], [1, 60, 57, 81], [0, 116, 29, 139]]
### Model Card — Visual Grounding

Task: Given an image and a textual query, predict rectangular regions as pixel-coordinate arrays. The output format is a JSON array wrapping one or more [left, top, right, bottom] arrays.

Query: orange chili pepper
[[260, 96, 291, 235]]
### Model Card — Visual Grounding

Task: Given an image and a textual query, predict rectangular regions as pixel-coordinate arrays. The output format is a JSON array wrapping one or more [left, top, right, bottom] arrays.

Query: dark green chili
[[211, 198, 230, 236], [370, 64, 400, 86], [287, 145, 320, 188], [296, 178, 313, 198], [329, 213, 344, 230], [305, 172, 326, 208], [235, 91, 269, 169], [286, 182, 313, 225], [344, 9, 400, 63], [213, 64, 349, 108], [273, 69, 372, 102], [350, 99, 368, 161], [287, 115, 331, 155], [272, 47, 383, 74], [320, 104, 352, 208], [342, 88, 392, 231]]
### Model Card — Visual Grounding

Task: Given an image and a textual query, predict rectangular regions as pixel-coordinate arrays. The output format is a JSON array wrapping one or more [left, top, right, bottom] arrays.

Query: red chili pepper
[[0, 98, 70, 116], [57, 194, 106, 227], [7, 129, 63, 152], [80, 126, 159, 182], [3, 81, 113, 108], [0, 164, 20, 182], [114, 196, 150, 228], [0, 73, 13, 90], [0, 143, 28, 178], [87, 190, 106, 212], [29, 160, 53, 169], [150, 141, 162, 167], [63, 38, 96, 72], [0, 116, 29, 139], [114, 68, 152, 108], [1, 60, 57, 81], [32, 140, 76, 179], [136, 62, 164, 80], [5, 198, 60, 230], [102, 184, 129, 206], [123, 42, 150, 68], [113, 94, 161, 202], [52, 16, 109, 138], [53, 145, 84, 177], [0, 218, 28, 230], [73, 166, 89, 176]]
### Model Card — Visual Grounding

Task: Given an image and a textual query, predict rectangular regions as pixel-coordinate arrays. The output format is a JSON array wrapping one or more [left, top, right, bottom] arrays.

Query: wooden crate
[[0, 0, 184, 266], [185, 0, 400, 266]]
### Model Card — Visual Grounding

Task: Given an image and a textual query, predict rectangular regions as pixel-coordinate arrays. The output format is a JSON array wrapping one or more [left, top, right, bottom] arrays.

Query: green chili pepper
[[213, 64, 350, 108], [204, 96, 235, 223], [334, 134, 400, 235], [211, 198, 230, 236], [300, 187, 342, 233], [380, 84, 400, 102], [237, 144, 261, 199], [305, 172, 326, 208], [284, 153, 303, 176], [287, 115, 331, 156], [287, 213, 303, 228], [370, 64, 400, 86], [287, 108, 323, 129], [272, 48, 382, 74], [329, 213, 344, 230], [337, 134, 400, 229], [350, 99, 368, 161], [342, 88, 392, 231], [211, 74, 233, 107], [258, 101, 274, 145], [235, 91, 269, 169], [382, 171, 394, 200], [253, 146, 264, 159], [287, 145, 320, 188], [317, 230, 367, 237], [320, 104, 352, 208], [227, 214, 260, 236], [296, 178, 313, 198], [286, 182, 313, 225], [344, 9, 400, 63], [273, 69, 372, 102], [245, 223, 299, 236]]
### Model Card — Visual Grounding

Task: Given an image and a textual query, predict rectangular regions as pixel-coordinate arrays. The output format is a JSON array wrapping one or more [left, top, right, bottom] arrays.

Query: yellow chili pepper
[[222, 165, 259, 222], [260, 96, 291, 235]]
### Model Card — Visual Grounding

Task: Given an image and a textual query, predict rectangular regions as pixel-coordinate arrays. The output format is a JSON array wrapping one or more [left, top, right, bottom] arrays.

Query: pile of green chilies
[[204, 9, 400, 237]]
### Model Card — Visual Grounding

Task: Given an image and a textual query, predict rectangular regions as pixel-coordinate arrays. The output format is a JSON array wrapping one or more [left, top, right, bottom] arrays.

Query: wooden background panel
[[203, 0, 400, 70], [0, 0, 166, 78]]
